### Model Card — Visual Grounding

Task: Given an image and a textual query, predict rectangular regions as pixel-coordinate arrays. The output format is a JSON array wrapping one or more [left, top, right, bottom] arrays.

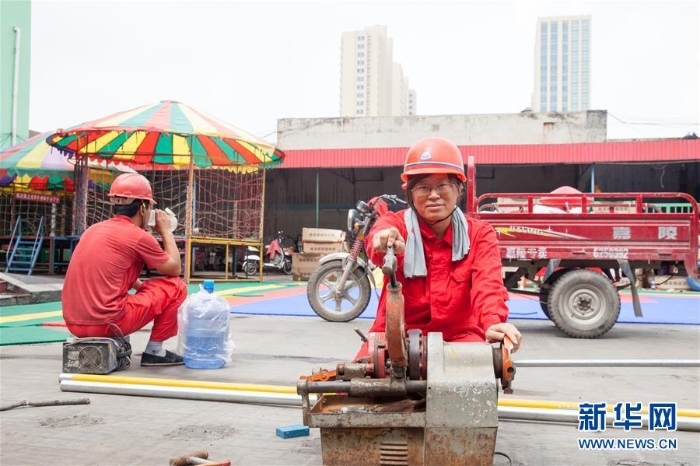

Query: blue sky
[[29, 0, 699, 142]]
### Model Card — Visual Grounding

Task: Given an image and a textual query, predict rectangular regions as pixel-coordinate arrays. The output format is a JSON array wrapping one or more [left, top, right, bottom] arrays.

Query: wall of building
[[263, 164, 583, 240], [0, 0, 31, 150], [277, 110, 607, 150], [263, 160, 698, 241]]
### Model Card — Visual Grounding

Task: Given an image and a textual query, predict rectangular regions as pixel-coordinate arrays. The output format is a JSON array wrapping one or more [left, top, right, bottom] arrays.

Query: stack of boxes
[[292, 228, 346, 281]]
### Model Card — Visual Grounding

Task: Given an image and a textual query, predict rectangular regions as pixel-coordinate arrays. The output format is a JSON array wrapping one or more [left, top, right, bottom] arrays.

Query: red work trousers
[[66, 277, 187, 342]]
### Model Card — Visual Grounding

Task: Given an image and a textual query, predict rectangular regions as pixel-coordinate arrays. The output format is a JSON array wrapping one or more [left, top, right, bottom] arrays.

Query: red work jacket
[[62, 216, 170, 325], [365, 211, 509, 342]]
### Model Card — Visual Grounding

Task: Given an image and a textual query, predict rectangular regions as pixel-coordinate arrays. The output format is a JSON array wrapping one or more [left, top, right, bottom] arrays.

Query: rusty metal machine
[[297, 247, 516, 465]]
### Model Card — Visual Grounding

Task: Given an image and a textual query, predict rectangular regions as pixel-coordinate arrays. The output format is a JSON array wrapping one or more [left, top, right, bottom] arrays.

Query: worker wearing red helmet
[[360, 137, 522, 357], [62, 173, 187, 366]]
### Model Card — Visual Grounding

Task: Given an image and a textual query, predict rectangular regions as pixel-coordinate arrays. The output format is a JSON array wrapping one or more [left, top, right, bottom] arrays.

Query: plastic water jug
[[183, 280, 229, 369]]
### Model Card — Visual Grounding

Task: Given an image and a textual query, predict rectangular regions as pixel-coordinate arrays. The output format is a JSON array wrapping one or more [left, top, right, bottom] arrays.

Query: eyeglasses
[[411, 182, 455, 199]]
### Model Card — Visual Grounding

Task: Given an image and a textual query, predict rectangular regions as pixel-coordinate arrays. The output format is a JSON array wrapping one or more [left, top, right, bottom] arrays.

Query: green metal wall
[[0, 0, 31, 150]]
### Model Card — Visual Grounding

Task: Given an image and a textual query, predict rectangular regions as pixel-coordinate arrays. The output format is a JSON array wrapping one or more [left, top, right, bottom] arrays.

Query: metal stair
[[5, 216, 45, 276]]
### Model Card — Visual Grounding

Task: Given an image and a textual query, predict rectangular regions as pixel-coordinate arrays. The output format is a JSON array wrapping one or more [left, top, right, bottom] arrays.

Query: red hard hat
[[401, 137, 466, 182], [540, 186, 582, 208], [109, 173, 156, 205]]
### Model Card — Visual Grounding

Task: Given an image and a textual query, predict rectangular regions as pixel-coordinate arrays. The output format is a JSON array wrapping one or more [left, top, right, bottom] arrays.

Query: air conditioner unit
[[62, 337, 131, 374]]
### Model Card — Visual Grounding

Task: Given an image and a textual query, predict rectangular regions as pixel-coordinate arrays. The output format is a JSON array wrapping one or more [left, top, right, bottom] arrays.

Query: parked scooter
[[242, 231, 293, 275], [306, 194, 407, 321]]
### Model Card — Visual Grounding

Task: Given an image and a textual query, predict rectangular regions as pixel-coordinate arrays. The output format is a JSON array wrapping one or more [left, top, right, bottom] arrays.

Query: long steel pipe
[[499, 406, 700, 432], [58, 373, 297, 394], [59, 380, 312, 406], [59, 380, 700, 432], [58, 373, 700, 418], [513, 359, 700, 367]]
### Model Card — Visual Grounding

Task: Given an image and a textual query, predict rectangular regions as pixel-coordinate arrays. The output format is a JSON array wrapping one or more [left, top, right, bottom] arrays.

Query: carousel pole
[[184, 144, 195, 283], [258, 166, 266, 281], [73, 137, 89, 236]]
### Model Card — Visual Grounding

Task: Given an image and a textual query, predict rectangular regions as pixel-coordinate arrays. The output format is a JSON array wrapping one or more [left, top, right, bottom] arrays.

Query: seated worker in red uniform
[[62, 173, 187, 366], [356, 137, 522, 358]]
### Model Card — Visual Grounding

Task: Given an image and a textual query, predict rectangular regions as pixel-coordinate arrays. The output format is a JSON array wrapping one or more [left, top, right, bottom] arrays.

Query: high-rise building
[[532, 15, 591, 113], [340, 25, 416, 117]]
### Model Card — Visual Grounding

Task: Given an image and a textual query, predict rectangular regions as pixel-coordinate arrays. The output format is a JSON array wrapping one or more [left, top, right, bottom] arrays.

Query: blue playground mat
[[229, 288, 700, 326]]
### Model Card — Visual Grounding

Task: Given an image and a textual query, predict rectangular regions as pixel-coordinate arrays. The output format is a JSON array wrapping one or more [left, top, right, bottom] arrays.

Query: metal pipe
[[315, 171, 319, 227], [58, 373, 297, 394], [306, 379, 427, 395], [58, 373, 700, 418], [499, 406, 700, 432], [12, 26, 21, 145], [513, 359, 700, 368], [58, 380, 700, 432], [498, 398, 699, 418], [59, 380, 312, 407]]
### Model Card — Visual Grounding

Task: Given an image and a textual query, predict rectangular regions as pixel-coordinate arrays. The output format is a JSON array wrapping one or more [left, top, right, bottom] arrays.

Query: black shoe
[[141, 350, 184, 367]]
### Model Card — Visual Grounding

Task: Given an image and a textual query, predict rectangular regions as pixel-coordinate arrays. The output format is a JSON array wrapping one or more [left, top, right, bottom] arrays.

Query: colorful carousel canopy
[[46, 100, 285, 170], [0, 132, 134, 191]]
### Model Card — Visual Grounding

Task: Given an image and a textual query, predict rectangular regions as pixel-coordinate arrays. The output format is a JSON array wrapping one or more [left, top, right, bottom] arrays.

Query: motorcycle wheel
[[282, 260, 292, 275], [243, 261, 258, 276], [307, 260, 371, 322]]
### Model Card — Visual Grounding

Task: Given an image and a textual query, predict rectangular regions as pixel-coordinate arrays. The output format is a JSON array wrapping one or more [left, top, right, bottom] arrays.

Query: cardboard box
[[302, 241, 344, 255], [302, 228, 345, 244], [292, 253, 323, 281]]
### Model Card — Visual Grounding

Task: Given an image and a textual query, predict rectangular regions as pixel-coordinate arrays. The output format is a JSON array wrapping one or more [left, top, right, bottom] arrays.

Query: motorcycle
[[242, 231, 293, 275], [306, 194, 407, 322]]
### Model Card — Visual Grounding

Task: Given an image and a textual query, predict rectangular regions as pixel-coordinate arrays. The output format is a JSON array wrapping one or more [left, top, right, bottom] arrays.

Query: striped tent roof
[[46, 100, 284, 170]]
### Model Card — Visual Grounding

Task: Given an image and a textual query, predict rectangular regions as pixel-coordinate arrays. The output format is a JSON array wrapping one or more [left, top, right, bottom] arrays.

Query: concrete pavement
[[1, 309, 699, 465]]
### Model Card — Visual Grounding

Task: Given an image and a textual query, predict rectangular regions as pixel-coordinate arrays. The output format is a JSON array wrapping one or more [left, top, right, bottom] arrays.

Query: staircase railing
[[5, 216, 45, 276]]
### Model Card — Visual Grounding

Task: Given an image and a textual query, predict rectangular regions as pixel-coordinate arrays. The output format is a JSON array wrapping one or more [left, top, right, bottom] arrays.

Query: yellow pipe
[[60, 374, 700, 418], [498, 398, 700, 418], [62, 374, 297, 395]]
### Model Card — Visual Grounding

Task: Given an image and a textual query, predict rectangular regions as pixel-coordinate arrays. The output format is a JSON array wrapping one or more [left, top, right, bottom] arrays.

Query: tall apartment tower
[[532, 15, 591, 113], [340, 25, 416, 117]]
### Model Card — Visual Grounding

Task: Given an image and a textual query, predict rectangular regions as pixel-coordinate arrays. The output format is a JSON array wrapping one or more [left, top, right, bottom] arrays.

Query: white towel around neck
[[403, 208, 470, 278]]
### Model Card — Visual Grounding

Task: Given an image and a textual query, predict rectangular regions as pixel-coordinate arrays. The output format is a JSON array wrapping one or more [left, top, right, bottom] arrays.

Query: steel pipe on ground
[[58, 373, 297, 394], [59, 380, 311, 407], [58, 376, 700, 432], [499, 406, 700, 432]]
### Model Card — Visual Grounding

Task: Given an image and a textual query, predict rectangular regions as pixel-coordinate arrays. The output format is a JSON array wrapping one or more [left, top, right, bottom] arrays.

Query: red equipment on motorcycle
[[368, 196, 390, 217]]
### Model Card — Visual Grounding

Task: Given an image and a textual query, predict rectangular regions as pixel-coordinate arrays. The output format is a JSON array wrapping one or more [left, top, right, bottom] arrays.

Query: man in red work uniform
[[357, 137, 522, 358], [62, 173, 187, 366]]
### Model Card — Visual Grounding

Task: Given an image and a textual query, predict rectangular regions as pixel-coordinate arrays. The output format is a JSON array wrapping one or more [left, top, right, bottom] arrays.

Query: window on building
[[358, 52, 364, 58], [356, 109, 364, 115], [357, 84, 364, 89], [358, 36, 365, 41], [358, 77, 364, 82], [358, 44, 365, 50]]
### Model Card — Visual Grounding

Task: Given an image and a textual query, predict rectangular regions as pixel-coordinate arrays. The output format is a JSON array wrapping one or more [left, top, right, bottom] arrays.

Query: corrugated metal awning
[[279, 139, 699, 168]]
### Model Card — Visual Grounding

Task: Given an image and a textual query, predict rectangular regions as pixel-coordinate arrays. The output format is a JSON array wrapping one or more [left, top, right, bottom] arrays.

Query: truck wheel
[[539, 268, 571, 319], [547, 269, 620, 338]]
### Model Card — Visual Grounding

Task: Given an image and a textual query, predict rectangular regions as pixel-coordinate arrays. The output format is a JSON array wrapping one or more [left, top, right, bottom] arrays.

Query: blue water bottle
[[183, 280, 229, 369]]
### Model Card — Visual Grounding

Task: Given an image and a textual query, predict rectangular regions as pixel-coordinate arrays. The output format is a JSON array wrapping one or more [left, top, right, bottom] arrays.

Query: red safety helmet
[[109, 173, 157, 205], [540, 186, 582, 209], [401, 137, 466, 182]]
